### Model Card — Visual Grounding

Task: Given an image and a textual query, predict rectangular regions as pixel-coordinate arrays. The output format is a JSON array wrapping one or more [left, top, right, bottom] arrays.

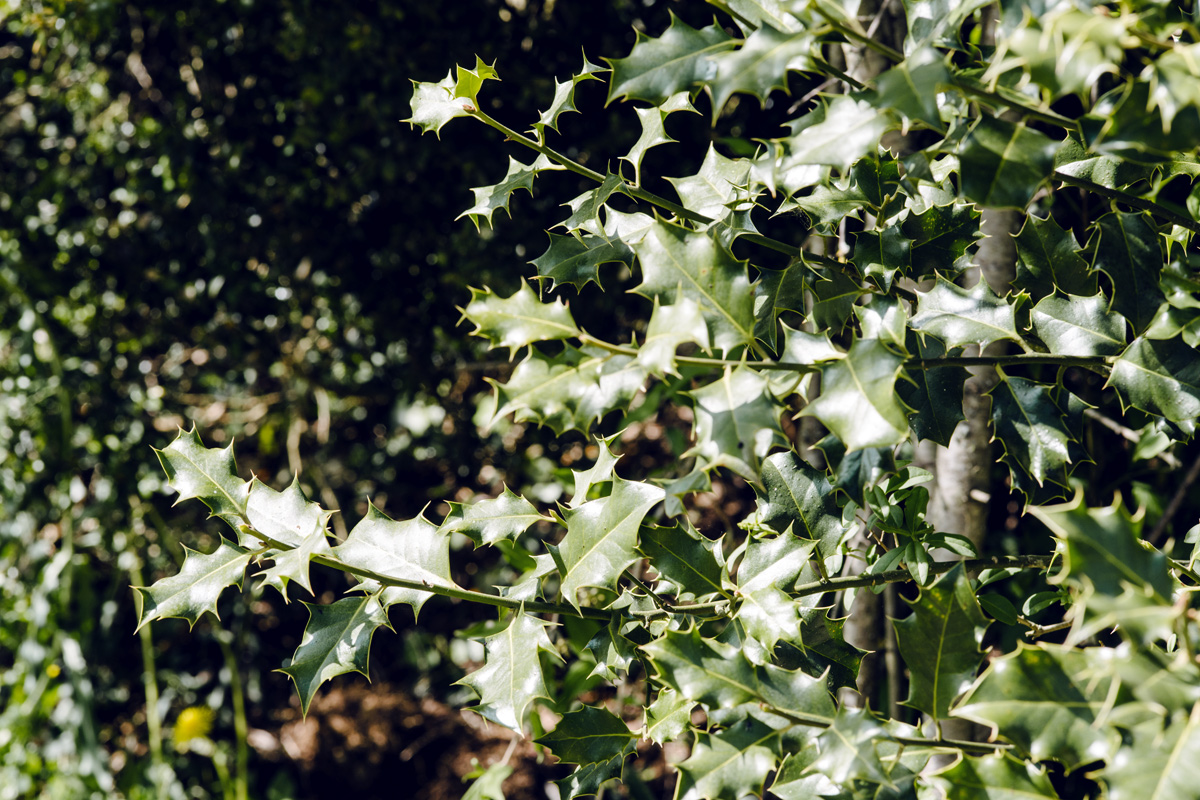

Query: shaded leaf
[[134, 538, 252, 631], [901, 0, 990, 52], [639, 521, 727, 600], [537, 706, 634, 765], [989, 378, 1076, 487], [530, 232, 635, 292], [896, 332, 967, 447], [530, 55, 606, 142], [1101, 706, 1200, 800], [1012, 214, 1096, 301], [462, 763, 512, 800], [1091, 212, 1165, 334], [801, 339, 908, 451], [893, 565, 988, 720], [958, 117, 1057, 209], [853, 227, 912, 292], [706, 22, 817, 117], [675, 714, 784, 800], [280, 595, 390, 716], [875, 47, 951, 127], [812, 708, 894, 788], [758, 451, 846, 557], [901, 202, 980, 277], [457, 610, 562, 731], [932, 754, 1061, 800]]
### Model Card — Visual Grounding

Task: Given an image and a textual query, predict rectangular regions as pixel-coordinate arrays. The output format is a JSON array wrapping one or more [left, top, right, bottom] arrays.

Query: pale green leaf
[[280, 594, 390, 716], [800, 339, 908, 451], [902, 0, 990, 53], [134, 538, 252, 631], [456, 610, 561, 731], [1107, 336, 1200, 424], [155, 427, 251, 534], [781, 95, 893, 172], [461, 282, 580, 355], [457, 155, 557, 230], [874, 47, 951, 127], [530, 55, 606, 142], [557, 478, 664, 609], [331, 504, 454, 616], [1102, 706, 1200, 800], [441, 486, 548, 547], [686, 366, 787, 480], [931, 754, 1061, 800], [1032, 293, 1127, 356], [643, 688, 693, 746], [706, 22, 817, 117], [405, 71, 472, 137], [462, 763, 512, 800], [910, 276, 1021, 349], [246, 477, 333, 596], [619, 92, 697, 185], [812, 708, 894, 788], [638, 296, 710, 377], [666, 145, 753, 226], [675, 714, 784, 800], [1145, 42, 1200, 133]]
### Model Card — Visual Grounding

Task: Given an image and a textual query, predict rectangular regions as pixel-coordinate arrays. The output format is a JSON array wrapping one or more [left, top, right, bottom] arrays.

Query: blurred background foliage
[[0, 1, 718, 797]]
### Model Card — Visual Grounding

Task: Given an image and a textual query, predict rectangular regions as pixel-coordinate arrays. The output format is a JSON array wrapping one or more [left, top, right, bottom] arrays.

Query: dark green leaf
[[989, 378, 1076, 488], [958, 117, 1058, 209], [1031, 293, 1127, 356], [1101, 708, 1200, 800], [686, 366, 786, 480], [875, 47, 951, 128], [706, 22, 817, 117], [530, 55, 606, 142], [790, 180, 869, 227], [1107, 336, 1200, 424], [457, 155, 556, 230], [801, 339, 909, 451], [536, 706, 635, 765], [897, 333, 967, 447], [893, 565, 988, 719], [457, 610, 562, 731], [910, 275, 1021, 349], [932, 754, 1061, 800], [530, 232, 635, 292], [901, 202, 980, 277], [812, 708, 894, 788], [853, 227, 912, 292], [1091, 212, 1165, 334], [606, 13, 735, 105], [280, 595, 390, 716], [758, 451, 847, 557], [1012, 214, 1097, 301], [675, 714, 784, 800], [639, 521, 727, 600]]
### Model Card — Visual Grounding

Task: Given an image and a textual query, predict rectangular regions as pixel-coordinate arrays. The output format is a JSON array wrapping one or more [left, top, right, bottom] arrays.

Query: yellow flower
[[173, 706, 214, 750]]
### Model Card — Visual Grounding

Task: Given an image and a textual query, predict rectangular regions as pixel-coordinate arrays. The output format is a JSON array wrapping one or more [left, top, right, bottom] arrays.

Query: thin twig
[[1084, 408, 1181, 469], [1018, 617, 1072, 640], [1148, 448, 1200, 545]]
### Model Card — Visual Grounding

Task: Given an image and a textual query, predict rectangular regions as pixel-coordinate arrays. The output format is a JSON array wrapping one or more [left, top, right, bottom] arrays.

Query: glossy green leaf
[[457, 610, 561, 731], [901, 0, 990, 52], [644, 629, 835, 719], [457, 155, 558, 230], [769, 744, 836, 799], [805, 266, 863, 333], [530, 232, 635, 292], [853, 227, 912, 291], [632, 220, 755, 352], [406, 70, 473, 137], [585, 617, 638, 681], [910, 276, 1021, 349], [1012, 214, 1096, 301], [675, 714, 784, 800], [790, 180, 868, 227], [812, 708, 894, 787], [605, 13, 735, 105], [1145, 42, 1200, 133], [896, 333, 967, 447], [491, 344, 648, 435], [958, 117, 1058, 209], [801, 339, 908, 451], [1032, 293, 1127, 356], [536, 706, 635, 765], [638, 297, 710, 377], [155, 427, 251, 533], [736, 534, 816, 655], [1107, 336, 1200, 424], [280, 594, 390, 716], [643, 688, 693, 746], [758, 451, 846, 556], [954, 644, 1119, 768], [686, 366, 786, 480], [1102, 706, 1200, 800], [932, 754, 1061, 800], [619, 92, 697, 185], [901, 202, 980, 277], [639, 521, 726, 600], [569, 434, 622, 508], [246, 477, 333, 596], [1091, 212, 1165, 333], [331, 504, 454, 615], [781, 95, 893, 172], [706, 22, 816, 117], [134, 538, 252, 631], [555, 751, 630, 800], [989, 378, 1076, 487], [875, 47, 951, 127], [557, 478, 664, 609], [893, 565, 988, 719], [666, 145, 753, 226], [441, 486, 549, 547], [557, 172, 629, 238], [462, 763, 512, 800], [530, 55, 606, 142], [461, 282, 580, 354]]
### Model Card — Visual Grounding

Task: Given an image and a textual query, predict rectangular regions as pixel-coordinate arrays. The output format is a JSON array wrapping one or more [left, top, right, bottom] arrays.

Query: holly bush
[[144, 0, 1200, 797]]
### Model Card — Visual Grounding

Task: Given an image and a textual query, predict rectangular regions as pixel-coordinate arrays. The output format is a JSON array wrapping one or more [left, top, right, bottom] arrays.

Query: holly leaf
[[800, 339, 909, 451], [897, 332, 967, 447], [491, 344, 648, 436], [638, 296, 711, 377], [1107, 336, 1200, 424], [331, 504, 454, 616], [644, 688, 693, 745], [931, 754, 1061, 800], [770, 745, 838, 800], [456, 610, 562, 731], [686, 366, 787, 480], [1031, 293, 1127, 356], [1012, 214, 1096, 301], [958, 117, 1058, 209], [782, 94, 894, 172], [405, 71, 472, 137], [736, 535, 817, 655], [460, 282, 580, 355], [557, 478, 664, 609], [462, 763, 512, 800], [258, 530, 333, 600], [989, 378, 1077, 488], [457, 155, 558, 231], [805, 266, 863, 334], [632, 220, 756, 353], [645, 629, 835, 721], [555, 751, 630, 800], [1101, 707, 1200, 800], [586, 617, 638, 680], [155, 427, 251, 535], [910, 276, 1021, 349], [557, 172, 629, 238], [441, 486, 549, 547], [812, 708, 894, 788], [954, 644, 1119, 769], [530, 55, 606, 142], [675, 714, 785, 800], [902, 202, 980, 278], [620, 92, 697, 185], [133, 538, 252, 631], [606, 13, 735, 105], [875, 47, 951, 128], [639, 521, 727, 600], [706, 22, 817, 117], [758, 451, 846, 557], [536, 706, 635, 765], [530, 232, 635, 292], [790, 180, 869, 227], [570, 434, 622, 508], [280, 595, 390, 716], [853, 227, 912, 292], [667, 145, 753, 225], [902, 0, 990, 53], [246, 477, 334, 595], [1145, 42, 1200, 133], [1091, 212, 1165, 334], [893, 565, 988, 720]]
